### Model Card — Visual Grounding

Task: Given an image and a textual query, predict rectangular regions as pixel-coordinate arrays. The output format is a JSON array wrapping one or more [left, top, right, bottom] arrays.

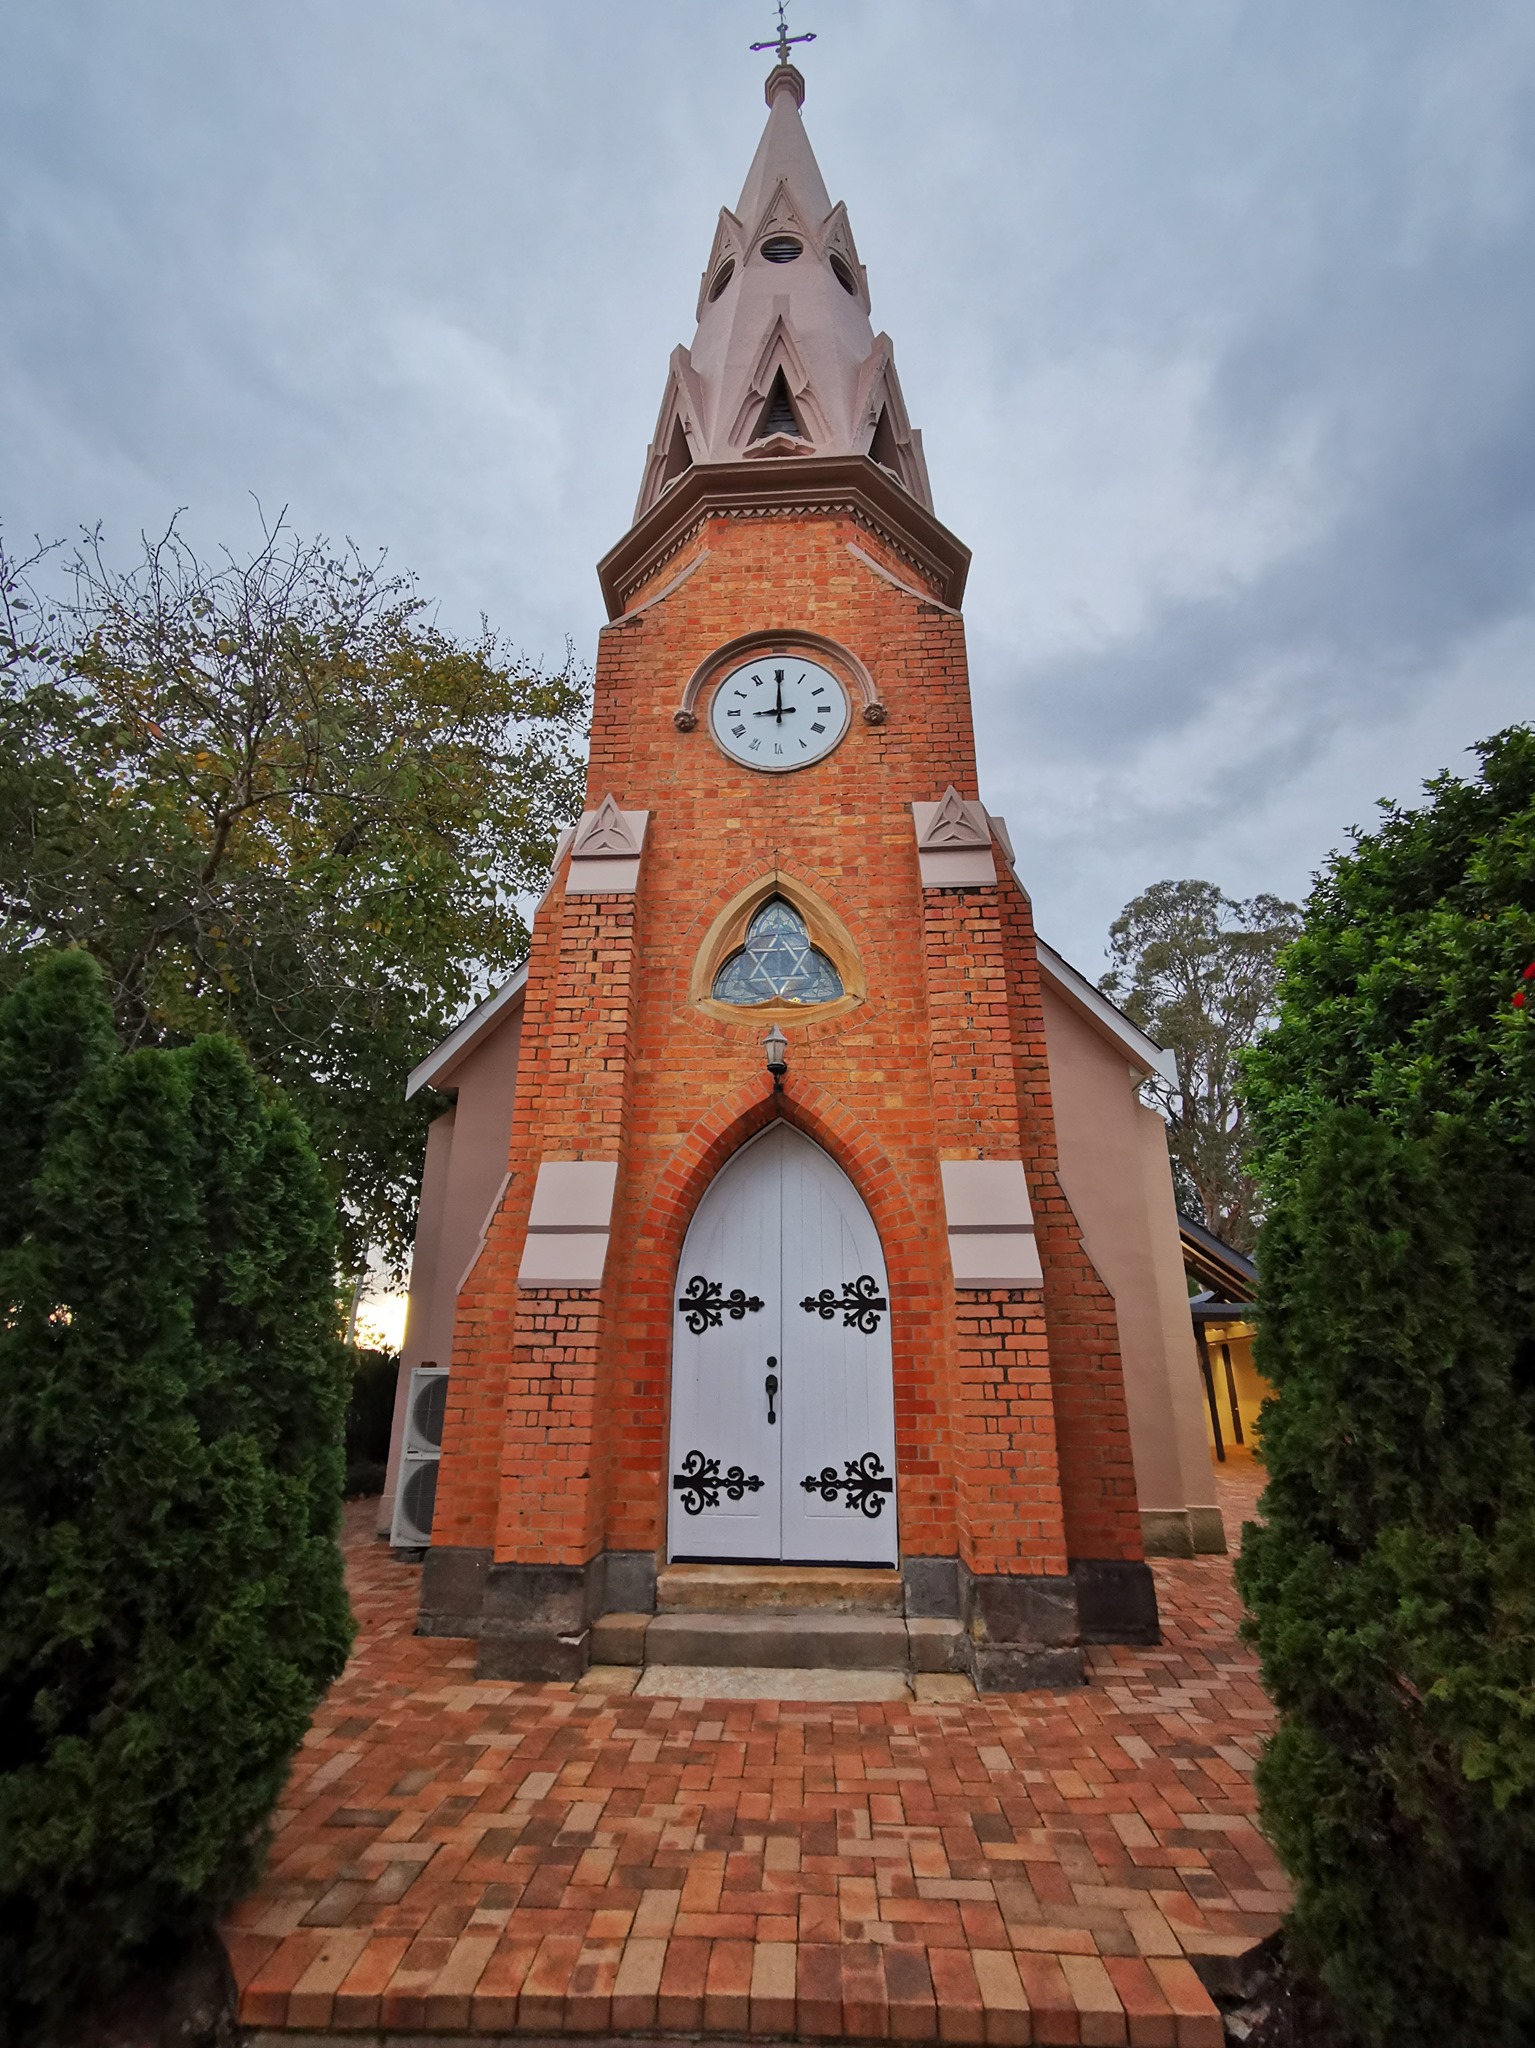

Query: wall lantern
[[764, 1025, 788, 1092]]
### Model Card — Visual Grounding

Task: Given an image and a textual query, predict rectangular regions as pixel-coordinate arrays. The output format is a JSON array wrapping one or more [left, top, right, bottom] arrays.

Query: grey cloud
[[3, 0, 1533, 975]]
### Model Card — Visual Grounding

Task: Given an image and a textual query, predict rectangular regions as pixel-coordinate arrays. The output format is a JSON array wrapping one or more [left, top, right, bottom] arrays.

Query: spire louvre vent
[[707, 259, 736, 302], [830, 253, 858, 296], [753, 369, 805, 443], [760, 234, 804, 264]]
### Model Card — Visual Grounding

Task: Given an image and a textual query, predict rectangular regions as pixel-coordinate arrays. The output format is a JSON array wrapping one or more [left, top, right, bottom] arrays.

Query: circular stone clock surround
[[674, 630, 881, 736], [708, 651, 850, 772]]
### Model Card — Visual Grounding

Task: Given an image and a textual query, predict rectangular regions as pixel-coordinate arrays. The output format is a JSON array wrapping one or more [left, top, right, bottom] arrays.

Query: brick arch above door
[[599, 1076, 957, 1563]]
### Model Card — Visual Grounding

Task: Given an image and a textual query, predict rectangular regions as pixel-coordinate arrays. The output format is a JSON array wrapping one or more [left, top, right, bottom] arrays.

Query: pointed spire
[[633, 58, 933, 520]]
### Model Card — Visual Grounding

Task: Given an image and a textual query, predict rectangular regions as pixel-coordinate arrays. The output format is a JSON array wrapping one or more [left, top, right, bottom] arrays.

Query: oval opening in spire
[[707, 259, 736, 302], [830, 253, 858, 296], [760, 235, 803, 264]]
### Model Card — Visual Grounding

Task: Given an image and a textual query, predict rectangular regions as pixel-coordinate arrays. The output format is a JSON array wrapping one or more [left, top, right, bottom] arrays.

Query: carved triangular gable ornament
[[821, 203, 866, 292], [918, 786, 991, 850], [573, 794, 643, 857], [695, 209, 746, 319], [852, 338, 934, 509], [730, 314, 826, 451], [751, 176, 815, 254], [635, 347, 710, 518]]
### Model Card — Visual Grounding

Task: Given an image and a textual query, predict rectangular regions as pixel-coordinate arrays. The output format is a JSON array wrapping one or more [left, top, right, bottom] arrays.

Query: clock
[[708, 654, 851, 771]]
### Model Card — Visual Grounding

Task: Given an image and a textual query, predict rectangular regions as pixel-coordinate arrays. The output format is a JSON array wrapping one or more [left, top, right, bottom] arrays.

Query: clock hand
[[759, 668, 792, 723], [753, 703, 796, 716]]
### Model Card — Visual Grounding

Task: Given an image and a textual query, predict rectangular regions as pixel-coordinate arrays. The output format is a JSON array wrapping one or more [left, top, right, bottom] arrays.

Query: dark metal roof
[[1179, 1212, 1258, 1305]]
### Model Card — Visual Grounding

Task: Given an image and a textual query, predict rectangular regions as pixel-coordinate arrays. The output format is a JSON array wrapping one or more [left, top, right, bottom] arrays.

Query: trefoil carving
[[918, 786, 991, 850], [573, 793, 643, 858]]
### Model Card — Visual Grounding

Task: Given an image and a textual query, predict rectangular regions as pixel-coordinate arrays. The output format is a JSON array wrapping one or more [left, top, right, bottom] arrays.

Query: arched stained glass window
[[712, 898, 844, 1006]]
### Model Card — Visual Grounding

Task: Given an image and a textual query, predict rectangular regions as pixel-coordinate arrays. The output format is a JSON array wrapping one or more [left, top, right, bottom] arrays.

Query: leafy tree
[[0, 949, 354, 2044], [1101, 878, 1301, 1250], [0, 517, 588, 1270], [1238, 727, 1535, 2048]]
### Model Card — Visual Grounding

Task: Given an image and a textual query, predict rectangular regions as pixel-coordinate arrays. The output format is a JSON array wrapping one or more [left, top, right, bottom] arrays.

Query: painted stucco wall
[[378, 1012, 523, 1537], [1041, 983, 1225, 1554]]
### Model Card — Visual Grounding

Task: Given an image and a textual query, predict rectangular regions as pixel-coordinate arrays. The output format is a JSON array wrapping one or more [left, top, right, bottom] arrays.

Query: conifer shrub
[[1239, 728, 1535, 2048], [0, 950, 354, 2044]]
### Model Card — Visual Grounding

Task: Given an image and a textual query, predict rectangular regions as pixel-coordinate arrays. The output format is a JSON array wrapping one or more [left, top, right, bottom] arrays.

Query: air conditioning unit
[[390, 1364, 449, 1548]]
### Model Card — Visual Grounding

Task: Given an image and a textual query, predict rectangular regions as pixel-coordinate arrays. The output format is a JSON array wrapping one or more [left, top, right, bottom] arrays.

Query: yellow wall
[[1200, 1320, 1269, 1460]]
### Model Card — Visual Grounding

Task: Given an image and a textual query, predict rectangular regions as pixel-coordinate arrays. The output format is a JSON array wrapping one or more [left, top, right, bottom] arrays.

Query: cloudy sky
[[5, 0, 1534, 977]]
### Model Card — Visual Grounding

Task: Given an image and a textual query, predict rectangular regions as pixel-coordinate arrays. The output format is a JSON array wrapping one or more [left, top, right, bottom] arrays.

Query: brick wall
[[428, 504, 1146, 1580]]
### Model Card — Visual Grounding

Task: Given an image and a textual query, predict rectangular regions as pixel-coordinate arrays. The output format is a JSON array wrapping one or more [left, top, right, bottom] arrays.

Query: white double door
[[667, 1122, 897, 1566]]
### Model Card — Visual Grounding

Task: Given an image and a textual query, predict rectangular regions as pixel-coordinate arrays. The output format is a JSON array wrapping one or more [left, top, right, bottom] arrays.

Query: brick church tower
[[408, 53, 1214, 1689]]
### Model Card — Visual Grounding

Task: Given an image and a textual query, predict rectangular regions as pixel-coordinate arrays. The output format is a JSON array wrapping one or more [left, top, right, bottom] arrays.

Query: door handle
[[765, 1358, 779, 1426]]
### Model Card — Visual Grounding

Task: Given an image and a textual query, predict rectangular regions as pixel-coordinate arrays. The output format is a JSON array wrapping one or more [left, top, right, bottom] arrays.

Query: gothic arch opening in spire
[[659, 416, 693, 492], [753, 369, 805, 444], [869, 406, 903, 480]]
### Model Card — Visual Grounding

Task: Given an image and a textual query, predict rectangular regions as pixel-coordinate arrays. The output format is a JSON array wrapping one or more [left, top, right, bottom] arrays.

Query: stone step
[[656, 1562, 904, 1614], [590, 1609, 968, 1676], [645, 1609, 911, 1671]]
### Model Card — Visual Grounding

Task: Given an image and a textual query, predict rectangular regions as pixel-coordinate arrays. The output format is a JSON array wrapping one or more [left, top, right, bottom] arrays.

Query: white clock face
[[708, 655, 851, 771]]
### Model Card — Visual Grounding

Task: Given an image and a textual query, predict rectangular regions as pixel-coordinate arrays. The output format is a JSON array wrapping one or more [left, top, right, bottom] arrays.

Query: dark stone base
[[418, 1544, 491, 1636], [958, 1564, 1084, 1692], [971, 1644, 1086, 1690], [1188, 1504, 1229, 1556], [477, 1559, 600, 1680], [603, 1549, 659, 1614], [415, 1545, 1156, 1682], [902, 1554, 960, 1618], [1072, 1558, 1161, 1645], [965, 1567, 1080, 1648], [476, 1626, 593, 1682], [415, 1546, 658, 1670]]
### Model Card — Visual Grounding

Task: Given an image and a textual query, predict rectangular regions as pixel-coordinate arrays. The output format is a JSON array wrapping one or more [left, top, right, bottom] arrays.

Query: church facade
[[385, 57, 1222, 1690]]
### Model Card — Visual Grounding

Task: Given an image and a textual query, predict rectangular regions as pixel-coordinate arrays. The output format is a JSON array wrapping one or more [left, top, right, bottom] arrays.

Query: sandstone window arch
[[690, 876, 865, 1025]]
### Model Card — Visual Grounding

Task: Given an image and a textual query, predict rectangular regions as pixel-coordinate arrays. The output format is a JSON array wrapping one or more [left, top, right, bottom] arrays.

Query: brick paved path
[[229, 1461, 1281, 2045]]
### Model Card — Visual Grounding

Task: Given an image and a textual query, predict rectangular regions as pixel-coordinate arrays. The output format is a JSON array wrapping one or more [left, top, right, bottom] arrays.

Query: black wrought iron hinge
[[672, 1449, 765, 1516], [799, 1273, 888, 1333], [677, 1274, 765, 1334], [800, 1451, 894, 1517]]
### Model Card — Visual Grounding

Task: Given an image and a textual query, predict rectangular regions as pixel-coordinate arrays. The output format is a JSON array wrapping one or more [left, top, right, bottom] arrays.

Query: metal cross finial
[[751, 0, 815, 68]]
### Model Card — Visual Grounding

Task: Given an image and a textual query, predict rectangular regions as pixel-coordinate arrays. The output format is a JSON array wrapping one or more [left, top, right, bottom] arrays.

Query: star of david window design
[[711, 898, 844, 1007]]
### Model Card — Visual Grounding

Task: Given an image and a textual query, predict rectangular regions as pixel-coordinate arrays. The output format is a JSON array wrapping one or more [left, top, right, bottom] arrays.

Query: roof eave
[[1034, 939, 1177, 1084], [405, 964, 529, 1101], [597, 453, 970, 620]]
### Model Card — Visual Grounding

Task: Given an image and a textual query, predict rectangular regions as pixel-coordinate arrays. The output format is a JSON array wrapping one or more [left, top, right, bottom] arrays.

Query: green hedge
[[0, 951, 354, 2042], [1238, 728, 1535, 2048]]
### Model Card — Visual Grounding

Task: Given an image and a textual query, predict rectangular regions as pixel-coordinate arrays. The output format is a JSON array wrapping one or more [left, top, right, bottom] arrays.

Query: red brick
[[798, 1940, 844, 2037], [886, 1944, 938, 2042], [1101, 1958, 1175, 2048], [1016, 1953, 1080, 2047], [1145, 1959, 1224, 2048], [931, 1945, 987, 2044], [657, 1935, 711, 2030]]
